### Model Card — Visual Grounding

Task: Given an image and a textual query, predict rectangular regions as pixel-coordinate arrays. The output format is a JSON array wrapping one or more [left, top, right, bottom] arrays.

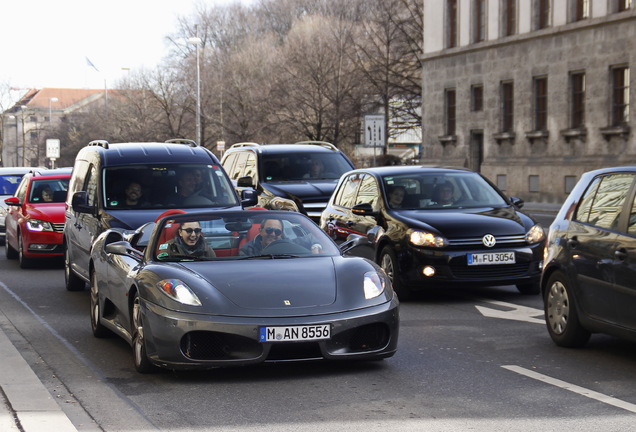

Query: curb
[[0, 324, 77, 432]]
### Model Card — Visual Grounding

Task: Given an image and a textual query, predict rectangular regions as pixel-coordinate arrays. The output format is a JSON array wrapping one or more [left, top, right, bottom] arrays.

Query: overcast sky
[[0, 0, 250, 92]]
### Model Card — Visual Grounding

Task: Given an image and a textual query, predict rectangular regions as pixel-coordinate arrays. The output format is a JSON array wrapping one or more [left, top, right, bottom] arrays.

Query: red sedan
[[4, 168, 71, 268]]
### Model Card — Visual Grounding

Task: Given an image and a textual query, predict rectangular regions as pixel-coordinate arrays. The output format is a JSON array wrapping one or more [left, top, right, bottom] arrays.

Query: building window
[[473, 0, 486, 42], [445, 88, 457, 135], [570, 72, 586, 128], [611, 66, 630, 126], [501, 81, 514, 132], [617, 0, 632, 12], [575, 0, 589, 21], [536, 0, 551, 29], [529, 175, 540, 193], [565, 176, 577, 194], [471, 85, 483, 111], [497, 175, 507, 191], [504, 0, 517, 36], [534, 77, 548, 130], [29, 116, 37, 122], [448, 0, 458, 48]]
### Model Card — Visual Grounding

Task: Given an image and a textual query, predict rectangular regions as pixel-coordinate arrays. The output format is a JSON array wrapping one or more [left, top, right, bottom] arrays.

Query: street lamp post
[[7, 116, 19, 166], [188, 36, 202, 145], [49, 97, 58, 126]]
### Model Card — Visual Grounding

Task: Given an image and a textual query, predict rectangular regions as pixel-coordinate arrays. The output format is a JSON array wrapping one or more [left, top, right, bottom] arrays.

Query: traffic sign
[[364, 115, 385, 147]]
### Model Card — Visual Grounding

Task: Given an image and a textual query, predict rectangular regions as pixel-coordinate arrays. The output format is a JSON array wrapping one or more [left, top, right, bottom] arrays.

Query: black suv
[[64, 139, 255, 291], [221, 141, 355, 222]]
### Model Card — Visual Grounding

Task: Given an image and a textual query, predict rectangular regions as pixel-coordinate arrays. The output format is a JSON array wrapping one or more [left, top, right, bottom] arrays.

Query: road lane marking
[[475, 299, 545, 324], [503, 365, 636, 414]]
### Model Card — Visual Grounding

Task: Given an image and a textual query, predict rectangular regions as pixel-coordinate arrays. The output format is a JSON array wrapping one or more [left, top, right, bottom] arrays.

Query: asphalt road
[[1, 242, 636, 431]]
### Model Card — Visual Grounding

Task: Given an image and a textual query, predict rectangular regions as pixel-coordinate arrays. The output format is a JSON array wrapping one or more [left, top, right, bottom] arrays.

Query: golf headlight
[[26, 219, 54, 232], [363, 271, 385, 299], [269, 196, 299, 212], [525, 224, 545, 244], [156, 279, 202, 306], [409, 229, 448, 248]]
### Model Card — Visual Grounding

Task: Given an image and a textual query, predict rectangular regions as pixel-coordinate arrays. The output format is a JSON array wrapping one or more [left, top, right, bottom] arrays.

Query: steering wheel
[[261, 239, 310, 255]]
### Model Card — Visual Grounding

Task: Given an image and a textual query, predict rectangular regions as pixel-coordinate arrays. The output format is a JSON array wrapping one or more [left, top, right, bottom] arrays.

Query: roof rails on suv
[[88, 138, 199, 150], [228, 141, 339, 152]]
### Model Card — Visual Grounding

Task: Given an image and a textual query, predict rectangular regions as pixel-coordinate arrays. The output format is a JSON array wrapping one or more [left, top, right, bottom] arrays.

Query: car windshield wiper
[[159, 255, 209, 261], [237, 254, 299, 260]]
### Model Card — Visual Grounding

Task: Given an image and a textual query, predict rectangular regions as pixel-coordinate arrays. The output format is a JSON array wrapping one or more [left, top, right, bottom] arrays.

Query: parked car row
[[3, 138, 636, 368]]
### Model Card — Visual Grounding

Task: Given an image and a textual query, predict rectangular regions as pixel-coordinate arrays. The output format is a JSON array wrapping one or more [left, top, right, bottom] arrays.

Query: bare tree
[[271, 13, 365, 146], [351, 0, 423, 154]]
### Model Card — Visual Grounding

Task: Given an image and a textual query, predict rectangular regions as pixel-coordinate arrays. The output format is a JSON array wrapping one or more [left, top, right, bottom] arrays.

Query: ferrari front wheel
[[132, 292, 155, 373]]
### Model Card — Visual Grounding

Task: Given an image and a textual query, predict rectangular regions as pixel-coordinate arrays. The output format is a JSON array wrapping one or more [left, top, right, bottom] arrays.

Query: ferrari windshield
[[154, 211, 339, 261]]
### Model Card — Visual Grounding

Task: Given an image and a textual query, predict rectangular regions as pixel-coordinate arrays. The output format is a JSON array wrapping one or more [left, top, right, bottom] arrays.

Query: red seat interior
[[238, 207, 268, 250]]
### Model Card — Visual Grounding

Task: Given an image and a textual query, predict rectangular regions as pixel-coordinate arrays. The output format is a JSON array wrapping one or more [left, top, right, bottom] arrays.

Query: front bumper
[[140, 298, 400, 370], [398, 243, 543, 289], [22, 230, 64, 258]]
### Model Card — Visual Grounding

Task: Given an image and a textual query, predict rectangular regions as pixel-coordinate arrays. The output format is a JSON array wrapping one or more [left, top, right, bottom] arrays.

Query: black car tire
[[64, 246, 85, 291], [380, 247, 411, 301], [90, 271, 111, 338], [544, 271, 591, 347], [18, 233, 32, 269], [516, 281, 540, 295], [5, 237, 18, 259], [132, 292, 155, 373]]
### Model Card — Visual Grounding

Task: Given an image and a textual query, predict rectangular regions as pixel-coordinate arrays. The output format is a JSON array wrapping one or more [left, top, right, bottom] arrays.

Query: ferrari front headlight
[[156, 279, 202, 306], [525, 224, 545, 244], [363, 271, 385, 299], [26, 219, 54, 232]]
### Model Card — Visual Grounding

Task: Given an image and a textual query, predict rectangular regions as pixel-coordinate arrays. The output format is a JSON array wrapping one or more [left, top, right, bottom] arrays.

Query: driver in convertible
[[239, 218, 322, 256], [163, 221, 216, 258]]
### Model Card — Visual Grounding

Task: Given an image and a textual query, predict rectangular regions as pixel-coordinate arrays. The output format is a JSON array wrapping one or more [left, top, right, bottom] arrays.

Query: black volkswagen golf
[[320, 166, 546, 300]]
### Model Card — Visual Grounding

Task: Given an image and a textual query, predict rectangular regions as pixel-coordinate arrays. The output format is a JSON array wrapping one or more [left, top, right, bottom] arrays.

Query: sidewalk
[[0, 324, 77, 432]]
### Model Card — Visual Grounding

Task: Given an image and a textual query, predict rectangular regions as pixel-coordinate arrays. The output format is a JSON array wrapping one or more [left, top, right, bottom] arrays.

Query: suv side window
[[86, 165, 99, 208], [575, 173, 634, 230], [229, 152, 248, 180], [222, 153, 238, 179], [68, 160, 88, 198], [244, 153, 257, 180]]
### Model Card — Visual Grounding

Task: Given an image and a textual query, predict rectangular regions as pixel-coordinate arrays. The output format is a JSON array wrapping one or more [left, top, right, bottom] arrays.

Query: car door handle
[[346, 221, 354, 227], [615, 248, 628, 261]]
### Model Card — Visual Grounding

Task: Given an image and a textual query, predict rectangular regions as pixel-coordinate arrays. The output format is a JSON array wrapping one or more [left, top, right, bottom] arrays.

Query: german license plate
[[467, 251, 515, 265], [259, 325, 330, 342]]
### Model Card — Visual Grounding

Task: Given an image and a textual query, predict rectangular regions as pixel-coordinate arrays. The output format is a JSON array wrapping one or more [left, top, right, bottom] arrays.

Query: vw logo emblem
[[482, 234, 496, 247]]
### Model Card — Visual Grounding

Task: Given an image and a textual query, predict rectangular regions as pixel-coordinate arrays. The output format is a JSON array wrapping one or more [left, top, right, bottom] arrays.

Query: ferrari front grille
[[180, 331, 262, 361]]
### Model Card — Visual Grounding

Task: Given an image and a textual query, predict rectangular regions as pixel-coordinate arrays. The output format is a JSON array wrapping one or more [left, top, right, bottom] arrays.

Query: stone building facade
[[1, 88, 105, 168], [422, 0, 635, 204]]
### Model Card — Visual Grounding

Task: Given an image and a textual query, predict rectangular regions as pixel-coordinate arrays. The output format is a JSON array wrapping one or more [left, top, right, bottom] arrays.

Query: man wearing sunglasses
[[239, 218, 322, 256], [164, 221, 216, 258]]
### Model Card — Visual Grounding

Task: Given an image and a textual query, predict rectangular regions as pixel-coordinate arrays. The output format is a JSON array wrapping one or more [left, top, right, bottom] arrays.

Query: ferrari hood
[[185, 258, 337, 309]]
